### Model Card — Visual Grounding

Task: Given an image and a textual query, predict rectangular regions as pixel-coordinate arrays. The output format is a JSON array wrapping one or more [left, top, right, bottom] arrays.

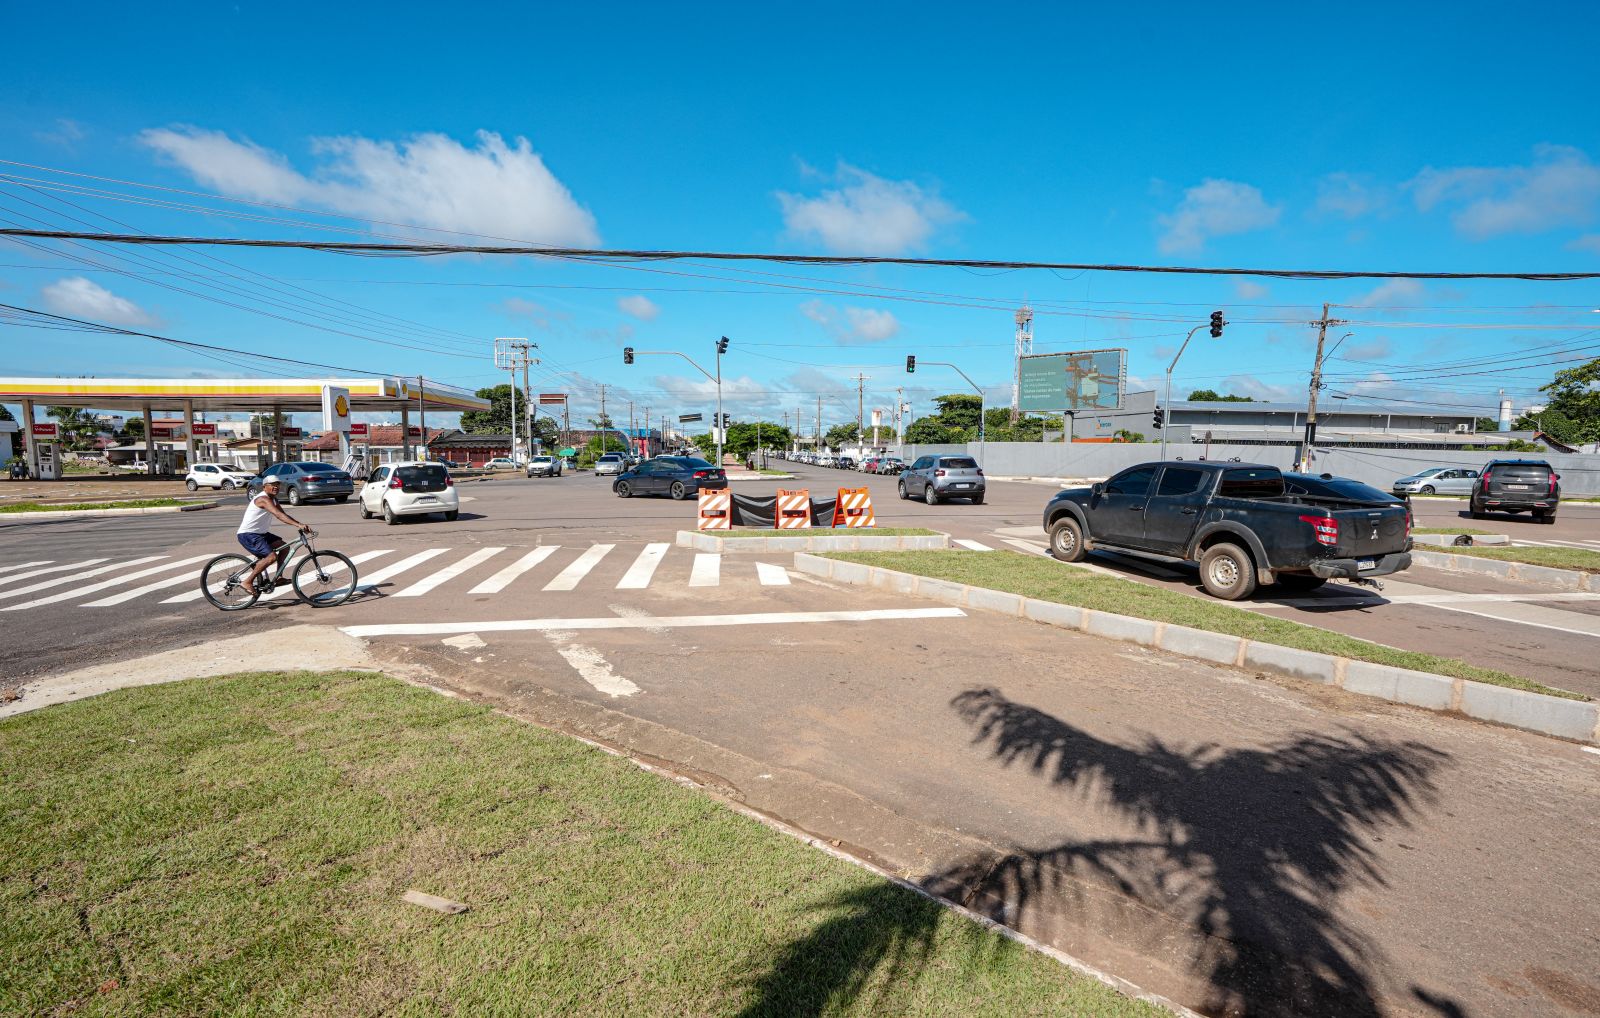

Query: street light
[[906, 357, 987, 466], [1161, 311, 1225, 461], [624, 338, 728, 465]]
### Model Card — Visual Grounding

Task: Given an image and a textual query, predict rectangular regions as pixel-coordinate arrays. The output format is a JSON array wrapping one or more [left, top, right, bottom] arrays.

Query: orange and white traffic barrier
[[776, 489, 811, 529], [833, 487, 876, 529], [697, 487, 732, 530]]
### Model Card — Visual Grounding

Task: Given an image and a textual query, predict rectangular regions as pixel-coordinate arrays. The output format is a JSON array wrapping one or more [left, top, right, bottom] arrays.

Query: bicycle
[[199, 530, 359, 611]]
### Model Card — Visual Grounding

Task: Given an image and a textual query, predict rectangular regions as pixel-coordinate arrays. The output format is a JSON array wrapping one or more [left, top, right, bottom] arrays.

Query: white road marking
[[954, 539, 994, 551], [544, 544, 614, 591], [1001, 538, 1051, 557], [469, 546, 557, 594], [4, 555, 213, 611], [351, 548, 451, 592], [756, 561, 791, 586], [90, 550, 392, 606], [341, 606, 968, 638], [1583, 746, 1600, 757], [616, 543, 670, 589], [0, 558, 107, 588], [545, 632, 641, 697], [392, 547, 505, 598], [0, 560, 49, 575], [258, 550, 392, 601], [689, 552, 721, 587], [1425, 601, 1600, 640], [441, 633, 487, 650], [0, 557, 166, 602]]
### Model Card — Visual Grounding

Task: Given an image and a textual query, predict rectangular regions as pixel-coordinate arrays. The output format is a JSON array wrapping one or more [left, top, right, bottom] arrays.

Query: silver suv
[[899, 455, 985, 505], [594, 453, 627, 476]]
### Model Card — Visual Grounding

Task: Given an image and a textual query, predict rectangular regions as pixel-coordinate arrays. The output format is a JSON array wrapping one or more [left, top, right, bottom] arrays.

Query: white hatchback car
[[359, 461, 461, 524], [185, 462, 256, 491]]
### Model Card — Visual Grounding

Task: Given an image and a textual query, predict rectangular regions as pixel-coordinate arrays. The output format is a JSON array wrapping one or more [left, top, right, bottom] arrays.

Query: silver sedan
[[1392, 467, 1480, 496]]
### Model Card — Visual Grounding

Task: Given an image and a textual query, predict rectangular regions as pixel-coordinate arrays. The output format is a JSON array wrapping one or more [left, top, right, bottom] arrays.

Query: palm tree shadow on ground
[[736, 686, 1465, 1018]]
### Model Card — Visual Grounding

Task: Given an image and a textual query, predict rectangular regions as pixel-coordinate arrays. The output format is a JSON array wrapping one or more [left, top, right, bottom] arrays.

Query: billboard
[[539, 393, 567, 405], [1017, 348, 1126, 412]]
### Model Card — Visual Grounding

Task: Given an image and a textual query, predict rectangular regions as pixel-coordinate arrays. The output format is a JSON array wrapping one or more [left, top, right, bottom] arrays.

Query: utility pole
[[597, 384, 609, 427], [853, 373, 869, 454], [816, 396, 823, 450], [494, 338, 537, 462], [643, 407, 650, 456], [1011, 303, 1033, 425], [416, 375, 427, 460], [1301, 303, 1346, 471], [521, 352, 533, 456]]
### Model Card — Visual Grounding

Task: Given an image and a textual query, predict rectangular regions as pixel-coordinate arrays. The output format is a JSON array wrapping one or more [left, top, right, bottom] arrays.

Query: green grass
[[824, 550, 1585, 701], [0, 671, 1158, 1018], [0, 498, 197, 513], [1413, 527, 1491, 535], [721, 527, 938, 538], [1428, 544, 1600, 574]]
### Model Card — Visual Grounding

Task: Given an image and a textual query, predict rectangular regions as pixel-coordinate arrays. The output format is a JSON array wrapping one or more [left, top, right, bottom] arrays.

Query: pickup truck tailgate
[[1332, 505, 1409, 558]]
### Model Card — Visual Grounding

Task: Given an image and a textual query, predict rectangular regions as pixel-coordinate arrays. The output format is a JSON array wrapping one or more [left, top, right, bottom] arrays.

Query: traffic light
[[1209, 310, 1225, 338], [720, 413, 731, 427], [716, 336, 730, 355], [1153, 406, 1165, 429], [905, 355, 916, 373], [623, 347, 634, 364]]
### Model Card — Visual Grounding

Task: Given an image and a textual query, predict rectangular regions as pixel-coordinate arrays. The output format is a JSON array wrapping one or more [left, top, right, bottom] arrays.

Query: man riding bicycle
[[238, 474, 310, 590]]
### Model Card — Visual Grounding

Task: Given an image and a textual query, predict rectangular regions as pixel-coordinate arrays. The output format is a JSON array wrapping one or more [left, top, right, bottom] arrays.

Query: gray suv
[[900, 455, 985, 505]]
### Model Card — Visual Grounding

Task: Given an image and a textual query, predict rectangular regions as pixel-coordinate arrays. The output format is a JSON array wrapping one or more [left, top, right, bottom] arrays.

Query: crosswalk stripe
[[469, 546, 558, 594], [4, 555, 214, 611], [0, 558, 107, 588], [86, 563, 225, 606], [258, 550, 394, 602], [756, 561, 790, 586], [954, 539, 994, 551], [0, 560, 50, 576], [544, 544, 614, 591], [616, 543, 670, 589], [393, 547, 505, 598], [0, 557, 166, 602], [689, 553, 721, 587], [352, 548, 451, 592]]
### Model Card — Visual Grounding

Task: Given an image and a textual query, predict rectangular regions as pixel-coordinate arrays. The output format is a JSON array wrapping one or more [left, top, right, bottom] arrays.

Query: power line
[[3, 227, 1597, 281]]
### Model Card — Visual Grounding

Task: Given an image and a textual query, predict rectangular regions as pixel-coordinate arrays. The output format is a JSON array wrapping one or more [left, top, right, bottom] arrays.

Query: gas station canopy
[[0, 376, 489, 414]]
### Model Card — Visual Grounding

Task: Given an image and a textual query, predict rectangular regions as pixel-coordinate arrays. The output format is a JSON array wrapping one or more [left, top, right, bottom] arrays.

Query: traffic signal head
[[717, 336, 729, 355], [1209, 310, 1225, 338], [905, 355, 916, 373], [623, 347, 634, 364], [1153, 406, 1165, 429]]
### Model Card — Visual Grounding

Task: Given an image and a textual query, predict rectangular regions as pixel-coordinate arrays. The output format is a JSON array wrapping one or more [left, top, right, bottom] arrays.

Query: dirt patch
[[1525, 967, 1600, 1014]]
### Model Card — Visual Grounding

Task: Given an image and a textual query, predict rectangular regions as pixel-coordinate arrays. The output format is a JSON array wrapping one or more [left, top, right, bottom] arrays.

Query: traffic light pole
[[914, 360, 986, 466], [626, 345, 723, 465], [1160, 324, 1207, 462]]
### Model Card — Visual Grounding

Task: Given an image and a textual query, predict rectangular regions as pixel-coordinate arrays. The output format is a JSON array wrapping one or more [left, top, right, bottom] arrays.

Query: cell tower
[[1010, 303, 1034, 423]]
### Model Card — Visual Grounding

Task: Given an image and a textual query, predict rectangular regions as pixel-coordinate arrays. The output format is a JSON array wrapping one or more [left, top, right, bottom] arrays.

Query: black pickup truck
[[1041, 462, 1412, 600]]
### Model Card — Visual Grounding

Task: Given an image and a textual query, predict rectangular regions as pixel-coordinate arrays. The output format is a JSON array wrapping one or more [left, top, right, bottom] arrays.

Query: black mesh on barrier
[[729, 493, 838, 527]]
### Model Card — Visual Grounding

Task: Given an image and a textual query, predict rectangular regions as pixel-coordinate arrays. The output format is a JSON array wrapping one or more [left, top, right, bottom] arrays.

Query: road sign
[[31, 422, 58, 438], [1017, 348, 1127, 412], [538, 393, 566, 405], [279, 426, 303, 438], [152, 425, 185, 439], [349, 422, 369, 437], [191, 423, 217, 437], [679, 412, 703, 423]]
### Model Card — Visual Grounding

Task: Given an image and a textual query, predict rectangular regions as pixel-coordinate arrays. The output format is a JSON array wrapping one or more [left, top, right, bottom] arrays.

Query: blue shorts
[[238, 532, 284, 559]]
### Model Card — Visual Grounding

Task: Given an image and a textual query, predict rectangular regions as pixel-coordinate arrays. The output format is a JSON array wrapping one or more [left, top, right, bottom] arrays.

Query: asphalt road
[[5, 464, 1600, 1016]]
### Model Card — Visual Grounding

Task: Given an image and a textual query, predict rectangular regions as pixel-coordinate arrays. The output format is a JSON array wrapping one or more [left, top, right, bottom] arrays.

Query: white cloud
[[1314, 172, 1386, 219], [41, 276, 155, 326], [35, 118, 87, 147], [617, 295, 660, 321], [778, 162, 964, 254], [1339, 336, 1393, 361], [1569, 234, 1600, 254], [1350, 278, 1425, 307], [1408, 145, 1600, 238], [799, 300, 901, 343], [1234, 280, 1270, 300], [1217, 374, 1293, 401], [1157, 179, 1281, 254], [140, 126, 600, 246], [501, 297, 552, 329]]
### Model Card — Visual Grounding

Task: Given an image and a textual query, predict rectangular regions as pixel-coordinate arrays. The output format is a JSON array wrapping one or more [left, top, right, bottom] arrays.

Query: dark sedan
[[613, 456, 727, 500], [250, 461, 355, 505]]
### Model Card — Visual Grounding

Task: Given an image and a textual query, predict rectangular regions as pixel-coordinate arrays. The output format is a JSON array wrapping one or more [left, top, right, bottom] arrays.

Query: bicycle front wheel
[[201, 554, 260, 611], [293, 550, 359, 607]]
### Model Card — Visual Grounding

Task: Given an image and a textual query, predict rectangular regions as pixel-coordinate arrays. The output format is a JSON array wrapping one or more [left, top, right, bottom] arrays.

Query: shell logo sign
[[321, 385, 352, 434]]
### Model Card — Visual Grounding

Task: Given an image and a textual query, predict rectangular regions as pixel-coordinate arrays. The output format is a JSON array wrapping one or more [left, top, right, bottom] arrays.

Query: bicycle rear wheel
[[293, 550, 359, 607], [201, 554, 260, 610]]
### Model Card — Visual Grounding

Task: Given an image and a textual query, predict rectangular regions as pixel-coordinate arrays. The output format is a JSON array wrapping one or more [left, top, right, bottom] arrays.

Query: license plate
[[1505, 484, 1529, 490], [416, 495, 436, 502], [955, 483, 971, 488], [1357, 558, 1377, 571]]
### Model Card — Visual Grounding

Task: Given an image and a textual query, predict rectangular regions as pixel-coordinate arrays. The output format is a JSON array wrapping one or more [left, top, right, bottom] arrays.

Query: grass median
[[720, 526, 938, 538], [1426, 543, 1600, 574], [0, 497, 198, 514], [823, 550, 1584, 701], [0, 670, 1158, 1017]]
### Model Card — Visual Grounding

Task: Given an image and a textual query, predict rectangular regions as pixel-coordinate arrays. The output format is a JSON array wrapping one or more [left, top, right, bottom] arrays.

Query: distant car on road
[[613, 456, 727, 500], [251, 461, 354, 505], [861, 458, 881, 474], [1392, 466, 1480, 496], [185, 462, 256, 491], [484, 456, 519, 471], [594, 453, 627, 476], [900, 455, 985, 505], [876, 457, 905, 475], [525, 455, 563, 478], [1469, 458, 1561, 523], [359, 461, 460, 524]]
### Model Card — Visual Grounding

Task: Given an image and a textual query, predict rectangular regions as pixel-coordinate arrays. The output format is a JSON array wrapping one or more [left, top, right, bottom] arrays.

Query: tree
[[459, 384, 522, 434], [932, 394, 982, 431], [0, 404, 13, 423], [123, 416, 144, 441], [1187, 389, 1254, 402], [1474, 417, 1500, 433], [904, 417, 957, 444], [1114, 429, 1146, 443], [46, 406, 101, 451], [824, 422, 860, 449], [531, 416, 560, 449], [1537, 357, 1600, 443], [724, 421, 791, 458]]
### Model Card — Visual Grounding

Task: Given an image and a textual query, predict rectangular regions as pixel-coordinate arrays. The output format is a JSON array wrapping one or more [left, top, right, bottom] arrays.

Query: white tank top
[[237, 494, 276, 535]]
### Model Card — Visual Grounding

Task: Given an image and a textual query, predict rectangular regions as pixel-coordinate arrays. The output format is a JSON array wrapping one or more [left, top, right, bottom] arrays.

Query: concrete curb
[[0, 500, 219, 522], [725, 474, 797, 482], [1411, 533, 1511, 547], [1412, 549, 1597, 591], [679, 530, 949, 554], [792, 553, 1600, 746]]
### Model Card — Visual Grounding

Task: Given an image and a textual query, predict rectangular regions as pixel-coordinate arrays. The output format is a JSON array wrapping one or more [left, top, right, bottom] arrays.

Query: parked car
[[613, 456, 727, 500], [861, 458, 881, 474], [1469, 458, 1561, 523], [876, 457, 905, 475], [359, 461, 460, 523], [525, 455, 563, 478], [900, 455, 986, 505], [1392, 466, 1480, 496], [184, 462, 256, 491], [251, 461, 354, 505], [1043, 461, 1412, 600], [594, 453, 627, 477], [484, 456, 519, 471]]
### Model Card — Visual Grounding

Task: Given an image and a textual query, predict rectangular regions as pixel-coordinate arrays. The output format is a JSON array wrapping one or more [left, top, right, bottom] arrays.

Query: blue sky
[[2, 1, 1599, 430]]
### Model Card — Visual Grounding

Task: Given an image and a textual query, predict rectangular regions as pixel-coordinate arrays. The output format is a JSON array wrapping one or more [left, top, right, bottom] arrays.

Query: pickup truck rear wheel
[[1199, 543, 1257, 600], [1048, 517, 1087, 562]]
